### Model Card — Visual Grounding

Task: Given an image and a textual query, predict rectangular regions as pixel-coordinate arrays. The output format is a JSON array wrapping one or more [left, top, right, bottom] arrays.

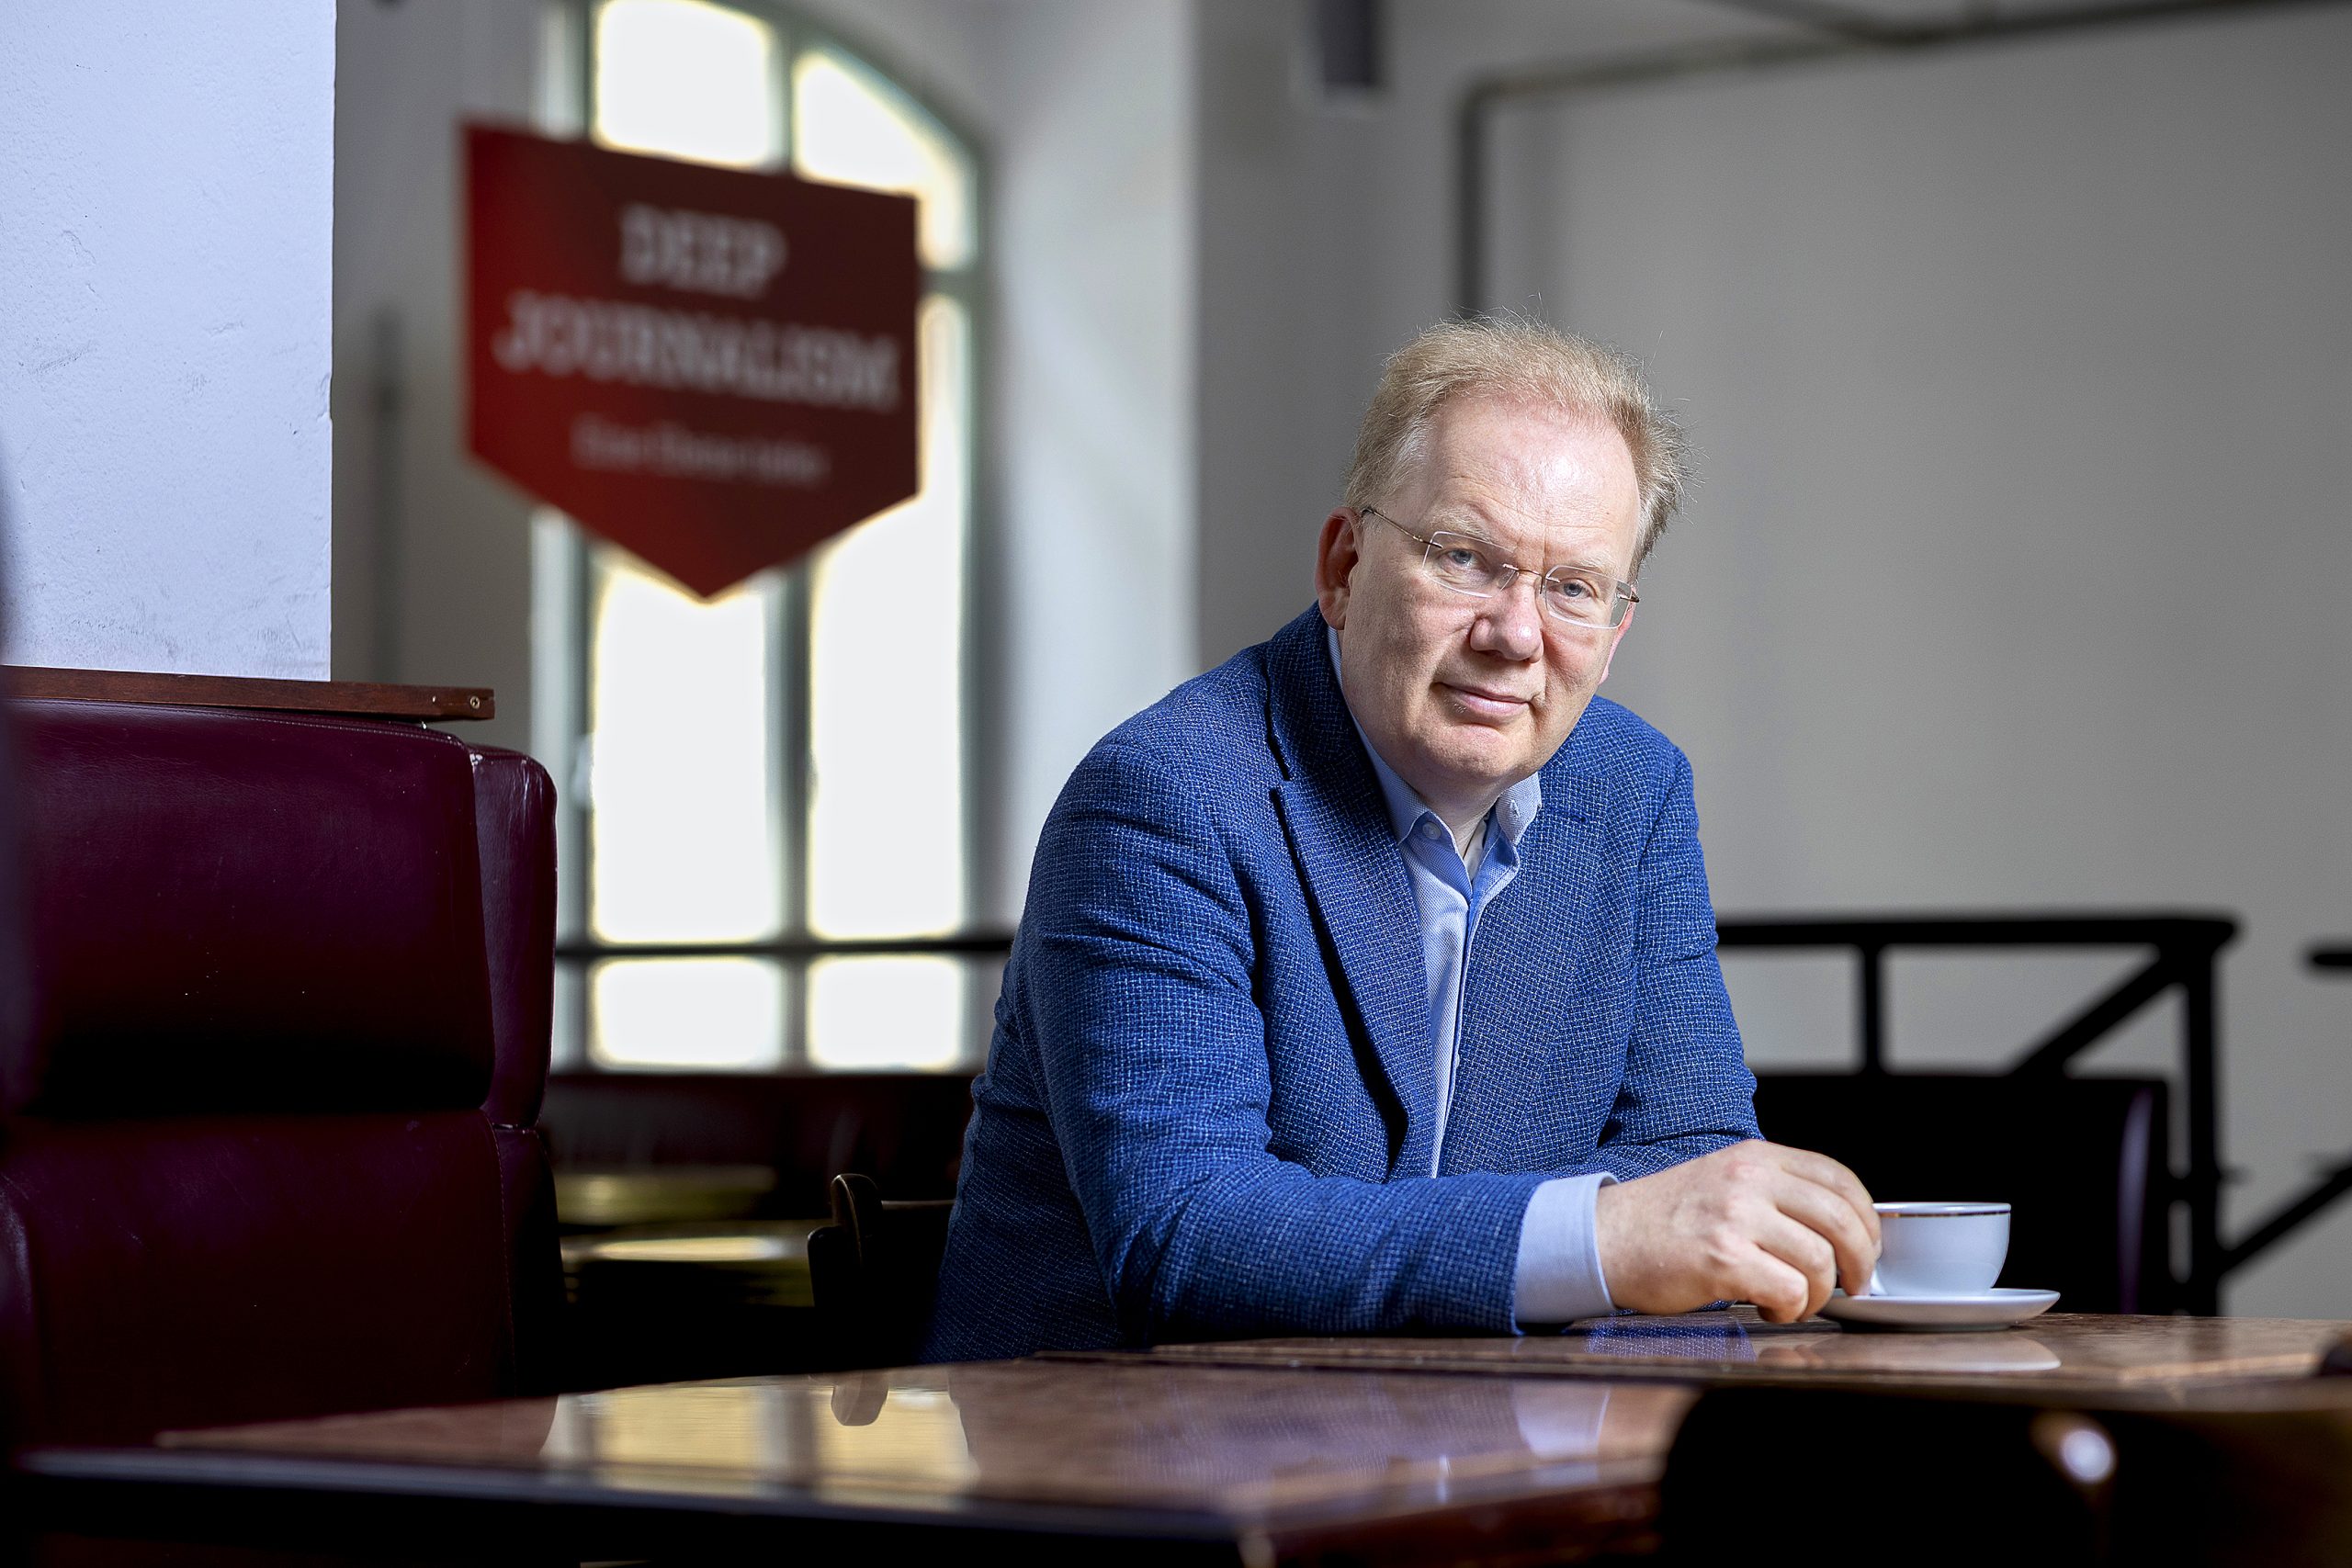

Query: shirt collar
[[1325, 626, 1543, 849]]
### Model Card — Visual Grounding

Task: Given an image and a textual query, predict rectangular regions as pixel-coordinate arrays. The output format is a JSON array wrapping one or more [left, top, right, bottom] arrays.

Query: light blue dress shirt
[[1329, 628, 1616, 1325]]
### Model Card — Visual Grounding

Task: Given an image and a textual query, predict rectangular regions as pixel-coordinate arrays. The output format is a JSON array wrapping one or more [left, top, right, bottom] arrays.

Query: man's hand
[[1593, 1141, 1879, 1324]]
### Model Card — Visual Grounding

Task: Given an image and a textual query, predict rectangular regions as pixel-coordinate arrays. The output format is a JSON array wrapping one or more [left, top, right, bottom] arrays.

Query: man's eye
[[1551, 574, 1599, 600], [1440, 546, 1489, 572]]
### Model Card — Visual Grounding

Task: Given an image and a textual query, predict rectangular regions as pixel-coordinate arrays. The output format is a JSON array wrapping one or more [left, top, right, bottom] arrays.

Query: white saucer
[[1817, 1287, 2060, 1331]]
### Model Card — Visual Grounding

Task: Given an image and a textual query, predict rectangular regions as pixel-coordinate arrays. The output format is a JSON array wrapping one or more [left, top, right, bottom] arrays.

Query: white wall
[[1483, 6, 2352, 1314], [982, 0, 1195, 920], [0, 3, 334, 677]]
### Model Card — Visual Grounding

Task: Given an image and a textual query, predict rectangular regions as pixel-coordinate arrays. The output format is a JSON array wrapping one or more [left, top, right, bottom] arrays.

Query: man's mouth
[[1440, 682, 1533, 719]]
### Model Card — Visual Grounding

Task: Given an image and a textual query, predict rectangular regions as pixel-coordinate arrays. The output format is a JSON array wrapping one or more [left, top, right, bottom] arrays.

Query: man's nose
[[1469, 573, 1545, 660]]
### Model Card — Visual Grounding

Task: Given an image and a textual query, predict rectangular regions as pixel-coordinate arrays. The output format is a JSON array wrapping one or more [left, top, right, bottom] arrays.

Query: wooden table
[[19, 1361, 1695, 1564], [19, 1313, 2350, 1563], [1115, 1308, 2352, 1401]]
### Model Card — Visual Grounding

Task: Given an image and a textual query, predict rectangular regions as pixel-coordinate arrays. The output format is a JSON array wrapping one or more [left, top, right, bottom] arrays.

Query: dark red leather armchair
[[0, 699, 561, 1446]]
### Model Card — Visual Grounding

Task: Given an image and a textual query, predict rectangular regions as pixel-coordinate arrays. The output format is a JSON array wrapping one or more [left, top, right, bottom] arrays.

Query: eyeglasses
[[1359, 505, 1639, 630]]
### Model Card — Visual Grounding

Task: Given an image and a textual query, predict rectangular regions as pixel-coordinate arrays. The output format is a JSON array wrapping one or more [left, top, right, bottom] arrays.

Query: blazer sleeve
[[1586, 748, 1762, 1179], [1018, 740, 1551, 1343]]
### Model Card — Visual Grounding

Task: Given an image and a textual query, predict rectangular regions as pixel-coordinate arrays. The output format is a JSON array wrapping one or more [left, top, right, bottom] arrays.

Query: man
[[927, 319, 1877, 1362]]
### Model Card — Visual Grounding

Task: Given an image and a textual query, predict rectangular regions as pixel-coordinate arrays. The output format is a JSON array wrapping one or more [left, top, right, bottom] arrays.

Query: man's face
[[1315, 394, 1643, 827]]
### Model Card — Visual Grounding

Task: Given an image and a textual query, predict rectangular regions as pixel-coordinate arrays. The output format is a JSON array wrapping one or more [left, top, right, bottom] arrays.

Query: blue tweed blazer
[[924, 606, 1758, 1361]]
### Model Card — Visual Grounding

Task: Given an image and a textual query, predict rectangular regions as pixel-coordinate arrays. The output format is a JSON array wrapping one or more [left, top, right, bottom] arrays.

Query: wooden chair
[[808, 1173, 955, 1370]]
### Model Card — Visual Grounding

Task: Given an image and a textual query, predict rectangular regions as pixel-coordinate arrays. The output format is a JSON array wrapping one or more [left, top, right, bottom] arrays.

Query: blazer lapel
[[1262, 611, 1436, 1176], [1438, 768, 1611, 1176]]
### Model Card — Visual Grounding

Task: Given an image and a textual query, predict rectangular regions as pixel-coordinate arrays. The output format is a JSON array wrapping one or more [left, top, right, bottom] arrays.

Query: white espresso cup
[[1870, 1201, 2010, 1296]]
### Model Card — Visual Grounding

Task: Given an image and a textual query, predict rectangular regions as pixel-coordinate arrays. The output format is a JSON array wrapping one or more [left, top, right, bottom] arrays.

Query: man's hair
[[1341, 316, 1690, 577]]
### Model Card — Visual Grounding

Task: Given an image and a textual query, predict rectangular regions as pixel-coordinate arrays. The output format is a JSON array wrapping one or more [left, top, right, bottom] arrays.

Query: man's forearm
[[1128, 1163, 1553, 1341]]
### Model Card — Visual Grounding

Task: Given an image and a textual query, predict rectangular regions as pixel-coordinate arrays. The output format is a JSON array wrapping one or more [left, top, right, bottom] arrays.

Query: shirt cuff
[[1511, 1172, 1617, 1327]]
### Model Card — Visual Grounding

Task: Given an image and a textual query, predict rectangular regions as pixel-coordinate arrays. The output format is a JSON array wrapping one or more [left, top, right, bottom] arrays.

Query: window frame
[[534, 0, 1007, 1074]]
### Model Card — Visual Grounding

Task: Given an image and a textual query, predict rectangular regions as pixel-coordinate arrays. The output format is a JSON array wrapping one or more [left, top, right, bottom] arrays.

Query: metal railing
[[1720, 913, 2232, 1310], [1721, 912, 2352, 1314]]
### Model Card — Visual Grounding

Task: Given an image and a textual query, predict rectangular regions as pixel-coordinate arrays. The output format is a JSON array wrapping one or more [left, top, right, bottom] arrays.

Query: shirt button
[[1419, 820, 1442, 840]]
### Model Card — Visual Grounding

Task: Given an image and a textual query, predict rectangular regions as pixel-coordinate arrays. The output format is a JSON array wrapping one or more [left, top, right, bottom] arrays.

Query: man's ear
[[1315, 508, 1360, 629], [1598, 603, 1635, 684]]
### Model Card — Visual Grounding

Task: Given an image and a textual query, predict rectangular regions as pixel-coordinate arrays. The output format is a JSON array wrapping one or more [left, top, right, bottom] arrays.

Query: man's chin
[[1424, 733, 1536, 791]]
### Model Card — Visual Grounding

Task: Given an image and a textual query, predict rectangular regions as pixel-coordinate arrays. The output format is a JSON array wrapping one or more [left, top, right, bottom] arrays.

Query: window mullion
[[777, 561, 814, 1066]]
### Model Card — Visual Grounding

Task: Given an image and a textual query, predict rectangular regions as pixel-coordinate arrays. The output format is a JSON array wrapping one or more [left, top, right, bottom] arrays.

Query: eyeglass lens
[[1422, 533, 1624, 626]]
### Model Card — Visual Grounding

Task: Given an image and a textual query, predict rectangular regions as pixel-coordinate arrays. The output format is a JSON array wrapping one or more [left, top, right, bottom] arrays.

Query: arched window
[[531, 0, 987, 1072]]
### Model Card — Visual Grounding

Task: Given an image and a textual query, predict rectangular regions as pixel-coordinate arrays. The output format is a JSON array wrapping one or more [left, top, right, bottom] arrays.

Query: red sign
[[466, 124, 919, 598]]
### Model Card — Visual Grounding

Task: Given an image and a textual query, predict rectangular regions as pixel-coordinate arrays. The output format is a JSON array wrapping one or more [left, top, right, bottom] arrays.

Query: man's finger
[[1770, 1173, 1881, 1295], [1758, 1144, 1880, 1246], [1751, 1213, 1838, 1321], [1736, 1248, 1816, 1325]]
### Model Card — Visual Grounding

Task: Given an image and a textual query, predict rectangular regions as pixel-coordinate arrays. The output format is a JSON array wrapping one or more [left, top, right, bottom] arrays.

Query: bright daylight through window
[[537, 0, 980, 1072]]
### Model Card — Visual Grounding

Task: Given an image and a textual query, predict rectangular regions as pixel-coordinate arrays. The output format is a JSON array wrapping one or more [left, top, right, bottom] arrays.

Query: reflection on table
[[157, 1360, 1695, 1520]]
